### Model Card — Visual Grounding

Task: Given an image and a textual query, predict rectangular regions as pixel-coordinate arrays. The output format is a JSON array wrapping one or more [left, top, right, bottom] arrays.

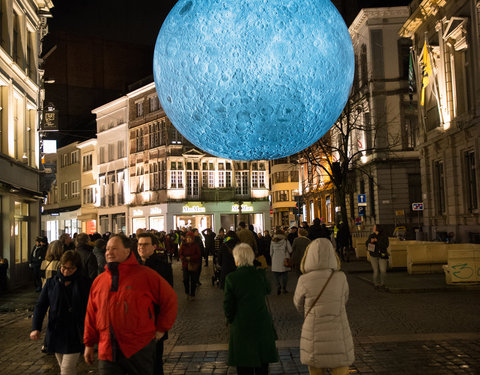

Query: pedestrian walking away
[[30, 250, 91, 375], [294, 238, 354, 375], [83, 234, 178, 375], [224, 243, 279, 375], [270, 229, 293, 294]]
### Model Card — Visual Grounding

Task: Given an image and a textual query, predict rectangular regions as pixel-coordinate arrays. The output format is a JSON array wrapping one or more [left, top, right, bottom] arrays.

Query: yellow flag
[[420, 41, 432, 106]]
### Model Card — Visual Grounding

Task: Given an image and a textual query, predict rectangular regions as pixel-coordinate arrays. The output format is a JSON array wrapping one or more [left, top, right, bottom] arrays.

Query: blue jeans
[[273, 271, 288, 291], [370, 256, 388, 286]]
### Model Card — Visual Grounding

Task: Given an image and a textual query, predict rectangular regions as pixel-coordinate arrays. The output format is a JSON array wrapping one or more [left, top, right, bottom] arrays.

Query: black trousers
[[237, 364, 269, 375], [98, 340, 155, 375], [182, 268, 197, 296]]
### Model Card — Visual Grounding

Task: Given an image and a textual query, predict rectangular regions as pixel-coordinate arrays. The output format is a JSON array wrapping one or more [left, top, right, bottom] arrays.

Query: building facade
[[92, 96, 129, 235], [126, 82, 271, 234], [0, 0, 53, 287], [400, 0, 480, 242], [270, 156, 301, 228], [77, 138, 98, 234], [42, 142, 81, 240]]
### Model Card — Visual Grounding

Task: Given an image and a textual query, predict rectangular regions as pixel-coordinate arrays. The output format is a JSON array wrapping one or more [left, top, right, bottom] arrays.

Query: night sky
[[45, 0, 411, 146]]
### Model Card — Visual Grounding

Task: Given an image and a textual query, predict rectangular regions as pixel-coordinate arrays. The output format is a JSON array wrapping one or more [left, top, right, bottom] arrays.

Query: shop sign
[[132, 209, 144, 217], [150, 207, 162, 215], [183, 202, 206, 213], [231, 202, 254, 212]]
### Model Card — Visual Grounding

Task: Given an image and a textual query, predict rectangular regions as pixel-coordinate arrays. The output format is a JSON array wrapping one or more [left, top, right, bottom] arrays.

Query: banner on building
[[41, 104, 59, 131], [419, 40, 432, 106]]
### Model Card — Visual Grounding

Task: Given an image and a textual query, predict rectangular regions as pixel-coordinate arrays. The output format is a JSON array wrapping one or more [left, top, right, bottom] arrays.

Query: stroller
[[211, 246, 222, 287]]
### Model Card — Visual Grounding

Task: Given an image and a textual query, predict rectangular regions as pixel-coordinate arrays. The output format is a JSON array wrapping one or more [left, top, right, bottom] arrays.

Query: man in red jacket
[[83, 234, 177, 375]]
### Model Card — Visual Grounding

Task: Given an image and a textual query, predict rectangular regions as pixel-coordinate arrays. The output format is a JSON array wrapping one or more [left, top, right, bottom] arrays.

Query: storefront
[[129, 204, 168, 233], [42, 206, 81, 241], [97, 208, 128, 235], [166, 201, 270, 234]]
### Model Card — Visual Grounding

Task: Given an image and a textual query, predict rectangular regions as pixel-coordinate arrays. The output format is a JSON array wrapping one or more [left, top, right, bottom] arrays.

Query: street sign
[[358, 206, 365, 216], [358, 194, 367, 206], [355, 217, 362, 225], [412, 202, 424, 211]]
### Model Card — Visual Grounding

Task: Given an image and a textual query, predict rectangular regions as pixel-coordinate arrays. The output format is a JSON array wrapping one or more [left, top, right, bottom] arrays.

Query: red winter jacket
[[83, 252, 177, 360]]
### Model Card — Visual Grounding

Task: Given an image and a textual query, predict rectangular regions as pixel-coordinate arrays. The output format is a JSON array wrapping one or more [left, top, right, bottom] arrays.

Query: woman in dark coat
[[30, 250, 90, 375], [366, 224, 390, 289], [179, 231, 202, 300], [218, 231, 238, 289], [224, 243, 278, 374]]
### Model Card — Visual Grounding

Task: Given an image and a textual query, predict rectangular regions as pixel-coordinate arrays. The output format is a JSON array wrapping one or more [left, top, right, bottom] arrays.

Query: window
[[170, 161, 184, 188], [235, 171, 249, 195], [136, 101, 144, 117], [71, 180, 80, 197], [99, 146, 105, 164], [202, 162, 215, 188], [14, 202, 29, 264], [170, 127, 182, 144], [83, 187, 95, 204], [82, 154, 93, 172], [434, 161, 446, 215], [62, 182, 69, 199], [186, 162, 199, 197], [108, 144, 115, 161], [149, 96, 159, 112], [118, 140, 125, 158], [464, 151, 478, 211], [71, 150, 79, 164], [62, 153, 69, 167], [274, 190, 289, 202], [252, 162, 266, 188]]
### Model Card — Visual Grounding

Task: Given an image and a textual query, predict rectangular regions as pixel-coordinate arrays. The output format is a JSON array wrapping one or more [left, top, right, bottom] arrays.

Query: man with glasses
[[137, 232, 173, 375], [83, 234, 177, 375]]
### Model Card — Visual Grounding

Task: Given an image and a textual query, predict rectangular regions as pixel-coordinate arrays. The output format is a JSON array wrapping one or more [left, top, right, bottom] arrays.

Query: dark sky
[[49, 0, 411, 43]]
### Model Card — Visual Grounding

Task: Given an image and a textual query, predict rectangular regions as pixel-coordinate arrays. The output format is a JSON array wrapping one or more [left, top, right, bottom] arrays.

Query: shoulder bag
[[305, 270, 335, 317], [283, 241, 292, 268]]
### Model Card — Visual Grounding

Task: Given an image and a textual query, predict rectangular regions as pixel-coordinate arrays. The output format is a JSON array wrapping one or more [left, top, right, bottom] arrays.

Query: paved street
[[1, 259, 480, 374]]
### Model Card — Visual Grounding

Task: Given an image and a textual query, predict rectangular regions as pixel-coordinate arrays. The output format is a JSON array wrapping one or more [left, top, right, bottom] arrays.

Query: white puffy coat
[[270, 234, 292, 272], [293, 238, 354, 369]]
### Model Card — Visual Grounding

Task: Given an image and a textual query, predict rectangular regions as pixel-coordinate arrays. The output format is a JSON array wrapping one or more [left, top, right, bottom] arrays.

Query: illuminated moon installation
[[153, 0, 354, 160]]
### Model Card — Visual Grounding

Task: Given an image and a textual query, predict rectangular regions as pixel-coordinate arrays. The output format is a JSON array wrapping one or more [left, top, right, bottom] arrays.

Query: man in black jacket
[[137, 232, 173, 375], [75, 233, 98, 283]]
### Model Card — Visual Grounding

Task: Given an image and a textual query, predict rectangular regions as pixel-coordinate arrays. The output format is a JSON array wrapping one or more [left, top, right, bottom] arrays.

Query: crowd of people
[[27, 219, 377, 375]]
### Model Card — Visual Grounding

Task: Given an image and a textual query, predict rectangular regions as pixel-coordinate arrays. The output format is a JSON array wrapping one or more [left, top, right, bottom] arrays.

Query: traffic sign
[[358, 206, 366, 216], [358, 194, 367, 206], [412, 202, 424, 211], [355, 217, 362, 225]]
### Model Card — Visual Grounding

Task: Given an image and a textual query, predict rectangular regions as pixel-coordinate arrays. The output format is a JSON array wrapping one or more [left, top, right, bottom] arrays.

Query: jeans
[[273, 271, 288, 291], [55, 352, 80, 375], [370, 256, 388, 286], [99, 340, 155, 375], [308, 366, 349, 375]]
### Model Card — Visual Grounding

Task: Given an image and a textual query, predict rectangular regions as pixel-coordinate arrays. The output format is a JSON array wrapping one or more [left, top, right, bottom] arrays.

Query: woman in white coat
[[293, 238, 354, 375], [270, 229, 292, 295]]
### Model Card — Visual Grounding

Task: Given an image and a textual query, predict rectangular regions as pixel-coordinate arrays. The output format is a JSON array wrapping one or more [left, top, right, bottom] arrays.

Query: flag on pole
[[419, 41, 432, 106], [408, 48, 416, 108]]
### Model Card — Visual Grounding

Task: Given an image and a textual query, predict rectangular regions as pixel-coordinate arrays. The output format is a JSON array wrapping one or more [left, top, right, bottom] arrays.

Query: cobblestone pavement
[[0, 259, 479, 374]]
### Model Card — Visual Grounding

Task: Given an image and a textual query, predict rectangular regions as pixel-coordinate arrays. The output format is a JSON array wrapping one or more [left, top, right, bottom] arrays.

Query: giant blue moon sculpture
[[153, 0, 354, 160]]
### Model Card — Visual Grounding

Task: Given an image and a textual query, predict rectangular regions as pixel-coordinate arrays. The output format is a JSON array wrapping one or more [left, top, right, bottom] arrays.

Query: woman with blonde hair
[[224, 243, 278, 374], [294, 238, 354, 375], [40, 240, 64, 287]]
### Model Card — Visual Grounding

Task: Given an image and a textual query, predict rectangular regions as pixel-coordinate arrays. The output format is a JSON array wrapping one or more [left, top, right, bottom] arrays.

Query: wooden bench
[[407, 243, 448, 274], [443, 244, 480, 284]]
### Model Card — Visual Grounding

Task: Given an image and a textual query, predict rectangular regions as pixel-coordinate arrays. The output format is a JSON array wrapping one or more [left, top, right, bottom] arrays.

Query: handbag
[[305, 271, 335, 317], [367, 243, 376, 252], [187, 261, 200, 272], [283, 241, 292, 268]]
